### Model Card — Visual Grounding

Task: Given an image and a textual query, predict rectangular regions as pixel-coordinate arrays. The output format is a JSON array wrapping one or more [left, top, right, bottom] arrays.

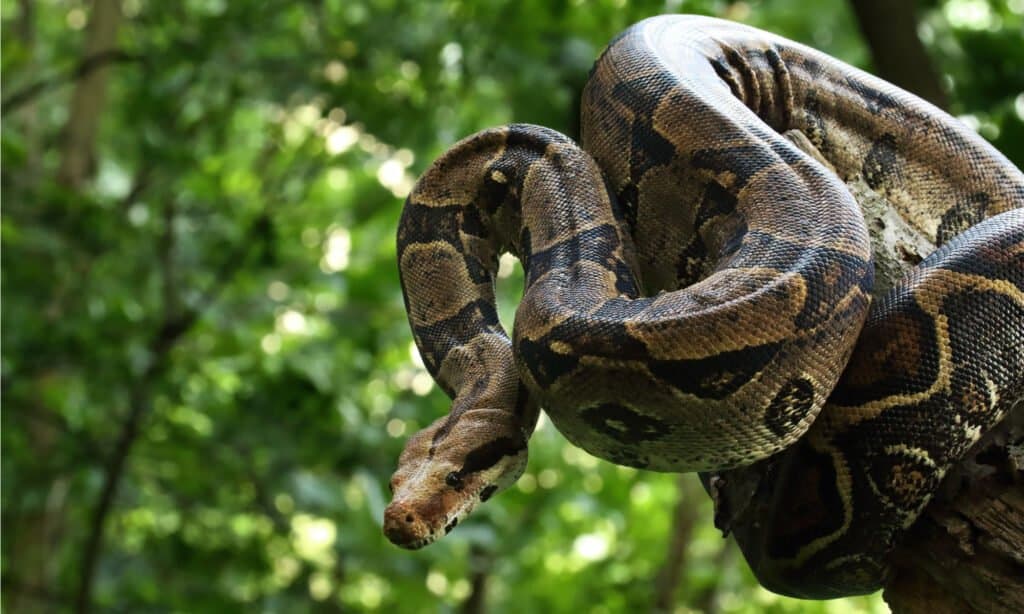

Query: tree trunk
[[57, 0, 121, 188], [5, 407, 69, 614], [459, 545, 492, 614], [847, 0, 948, 110], [653, 475, 701, 612]]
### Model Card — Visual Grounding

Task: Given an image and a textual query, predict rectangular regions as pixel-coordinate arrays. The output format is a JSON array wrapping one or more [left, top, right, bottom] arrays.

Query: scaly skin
[[384, 15, 1024, 598]]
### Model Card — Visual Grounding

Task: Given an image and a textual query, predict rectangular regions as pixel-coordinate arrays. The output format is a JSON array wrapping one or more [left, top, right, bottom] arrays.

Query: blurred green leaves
[[2, 0, 1020, 612]]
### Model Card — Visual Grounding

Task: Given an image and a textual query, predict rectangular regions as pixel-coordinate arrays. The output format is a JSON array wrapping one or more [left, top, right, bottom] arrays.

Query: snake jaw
[[383, 408, 529, 548], [383, 481, 507, 549]]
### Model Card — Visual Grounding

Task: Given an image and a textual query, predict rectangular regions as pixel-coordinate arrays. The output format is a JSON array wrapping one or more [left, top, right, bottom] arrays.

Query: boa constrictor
[[383, 15, 1024, 598]]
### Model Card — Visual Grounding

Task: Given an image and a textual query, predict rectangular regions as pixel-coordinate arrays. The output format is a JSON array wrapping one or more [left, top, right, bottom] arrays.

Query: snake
[[382, 14, 1024, 598]]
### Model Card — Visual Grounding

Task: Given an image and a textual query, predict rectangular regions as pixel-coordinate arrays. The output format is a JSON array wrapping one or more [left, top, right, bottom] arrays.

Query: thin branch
[[16, 0, 35, 48], [237, 443, 291, 534], [118, 165, 153, 212], [72, 70, 291, 610], [459, 544, 492, 614], [73, 210, 273, 614], [159, 198, 179, 323], [73, 378, 154, 614], [5, 404, 105, 460], [692, 542, 736, 614], [1, 49, 140, 116], [2, 575, 74, 608], [653, 475, 700, 613]]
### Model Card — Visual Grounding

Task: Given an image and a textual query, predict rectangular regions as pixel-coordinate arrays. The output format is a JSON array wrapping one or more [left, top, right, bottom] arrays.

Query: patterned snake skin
[[383, 15, 1024, 598]]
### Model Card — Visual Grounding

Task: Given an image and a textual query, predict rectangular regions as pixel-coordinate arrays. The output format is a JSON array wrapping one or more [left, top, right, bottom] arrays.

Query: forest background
[[3, 0, 1023, 612]]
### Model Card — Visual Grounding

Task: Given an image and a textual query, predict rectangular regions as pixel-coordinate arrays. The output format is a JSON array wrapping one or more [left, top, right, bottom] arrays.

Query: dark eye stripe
[[458, 436, 525, 475]]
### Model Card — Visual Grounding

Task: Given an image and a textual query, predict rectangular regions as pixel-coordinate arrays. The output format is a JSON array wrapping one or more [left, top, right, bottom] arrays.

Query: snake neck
[[388, 125, 601, 548], [398, 125, 605, 429]]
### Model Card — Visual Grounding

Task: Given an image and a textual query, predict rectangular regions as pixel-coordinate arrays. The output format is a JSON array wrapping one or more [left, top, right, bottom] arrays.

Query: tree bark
[[704, 131, 1023, 612], [835, 9, 1024, 607], [885, 403, 1024, 614], [805, 132, 1023, 613], [57, 0, 122, 188], [6, 408, 69, 614], [2, 49, 138, 116], [459, 544, 492, 614], [847, 0, 948, 110], [653, 475, 700, 612]]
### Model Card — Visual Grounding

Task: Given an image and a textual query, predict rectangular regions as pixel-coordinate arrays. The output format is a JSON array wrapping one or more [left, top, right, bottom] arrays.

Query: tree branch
[[73, 210, 273, 613], [57, 0, 123, 188], [692, 543, 737, 614], [886, 402, 1024, 613], [653, 475, 700, 612], [459, 544, 492, 614], [73, 374, 155, 614], [846, 0, 948, 110], [1, 49, 140, 116], [2, 575, 74, 609], [703, 131, 1022, 612]]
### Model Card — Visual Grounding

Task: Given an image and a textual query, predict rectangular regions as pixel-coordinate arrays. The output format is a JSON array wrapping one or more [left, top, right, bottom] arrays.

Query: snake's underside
[[383, 15, 1024, 598]]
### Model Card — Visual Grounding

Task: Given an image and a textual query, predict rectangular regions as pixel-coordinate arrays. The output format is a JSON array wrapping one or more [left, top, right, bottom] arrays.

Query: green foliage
[[2, 0, 1020, 612]]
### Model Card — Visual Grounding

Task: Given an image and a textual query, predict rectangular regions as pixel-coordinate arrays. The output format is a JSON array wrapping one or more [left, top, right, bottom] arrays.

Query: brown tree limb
[[653, 475, 700, 612], [5, 405, 70, 614], [57, 0, 123, 188], [886, 402, 1024, 614], [704, 131, 1023, 612], [12, 0, 42, 176], [459, 544, 492, 614], [73, 371, 157, 614], [1, 49, 139, 116], [73, 211, 272, 613], [847, 0, 948, 110], [2, 575, 74, 609], [692, 543, 737, 614]]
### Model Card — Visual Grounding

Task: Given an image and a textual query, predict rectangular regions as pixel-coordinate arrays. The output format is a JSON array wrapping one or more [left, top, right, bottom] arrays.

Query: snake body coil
[[384, 15, 1024, 598]]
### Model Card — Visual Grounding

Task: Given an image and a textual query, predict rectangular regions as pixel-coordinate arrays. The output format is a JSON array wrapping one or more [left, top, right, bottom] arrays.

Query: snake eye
[[445, 472, 464, 490]]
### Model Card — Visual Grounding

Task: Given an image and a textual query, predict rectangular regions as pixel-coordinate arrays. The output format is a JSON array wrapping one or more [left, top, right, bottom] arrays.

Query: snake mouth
[[383, 488, 486, 549], [383, 514, 458, 550], [383, 519, 435, 549], [389, 534, 433, 550], [382, 503, 436, 549]]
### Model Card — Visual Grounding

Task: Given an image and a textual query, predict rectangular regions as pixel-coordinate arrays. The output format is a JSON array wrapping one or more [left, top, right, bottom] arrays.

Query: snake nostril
[[405, 514, 414, 523]]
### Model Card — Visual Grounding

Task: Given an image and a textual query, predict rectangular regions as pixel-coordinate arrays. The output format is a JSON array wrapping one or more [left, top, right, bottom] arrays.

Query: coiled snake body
[[384, 15, 1024, 597]]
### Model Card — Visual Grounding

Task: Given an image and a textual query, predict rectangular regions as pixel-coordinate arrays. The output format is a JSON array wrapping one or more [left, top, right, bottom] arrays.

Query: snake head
[[383, 408, 529, 549]]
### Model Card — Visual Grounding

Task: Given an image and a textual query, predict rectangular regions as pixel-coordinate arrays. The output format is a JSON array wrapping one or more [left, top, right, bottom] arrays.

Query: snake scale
[[383, 15, 1024, 598]]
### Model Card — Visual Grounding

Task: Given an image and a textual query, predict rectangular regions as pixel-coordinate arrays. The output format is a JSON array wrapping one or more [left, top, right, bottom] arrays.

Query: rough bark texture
[[885, 402, 1024, 614]]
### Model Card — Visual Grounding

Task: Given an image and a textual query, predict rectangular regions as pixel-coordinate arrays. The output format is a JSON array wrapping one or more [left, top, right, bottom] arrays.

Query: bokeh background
[[3, 0, 1022, 612]]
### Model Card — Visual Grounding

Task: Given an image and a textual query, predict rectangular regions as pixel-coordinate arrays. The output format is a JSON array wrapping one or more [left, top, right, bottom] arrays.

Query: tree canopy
[[2, 0, 1022, 612]]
